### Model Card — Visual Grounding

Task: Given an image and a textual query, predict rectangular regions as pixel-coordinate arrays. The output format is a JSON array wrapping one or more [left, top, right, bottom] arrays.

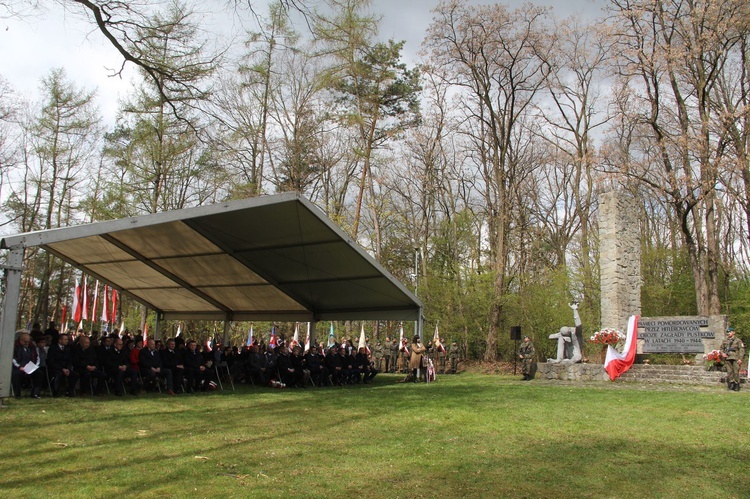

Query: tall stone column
[[599, 191, 641, 333]]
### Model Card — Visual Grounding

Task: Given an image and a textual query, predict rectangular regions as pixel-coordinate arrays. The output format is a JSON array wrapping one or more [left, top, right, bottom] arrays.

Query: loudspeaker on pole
[[510, 326, 522, 341]]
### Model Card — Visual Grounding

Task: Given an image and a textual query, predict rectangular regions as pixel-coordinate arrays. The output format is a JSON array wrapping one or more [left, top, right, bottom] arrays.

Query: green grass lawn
[[1, 373, 748, 498]]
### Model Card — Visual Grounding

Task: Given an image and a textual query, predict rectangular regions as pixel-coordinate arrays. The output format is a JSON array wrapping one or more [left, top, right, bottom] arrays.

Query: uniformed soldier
[[448, 341, 460, 373], [373, 341, 384, 372], [437, 337, 447, 374], [518, 335, 536, 381], [400, 341, 410, 373], [721, 327, 745, 391], [389, 338, 399, 373]]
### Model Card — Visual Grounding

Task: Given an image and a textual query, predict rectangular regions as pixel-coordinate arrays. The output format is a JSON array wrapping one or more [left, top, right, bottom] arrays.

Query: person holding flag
[[433, 322, 447, 374]]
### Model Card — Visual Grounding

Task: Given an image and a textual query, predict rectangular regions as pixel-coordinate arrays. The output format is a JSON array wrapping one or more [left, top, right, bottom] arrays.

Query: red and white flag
[[60, 305, 67, 330], [82, 276, 89, 321], [143, 323, 148, 344], [304, 323, 310, 353], [604, 315, 639, 381], [101, 284, 109, 322], [433, 322, 446, 353], [110, 288, 118, 323], [72, 278, 82, 323], [291, 322, 300, 350], [91, 280, 100, 325]]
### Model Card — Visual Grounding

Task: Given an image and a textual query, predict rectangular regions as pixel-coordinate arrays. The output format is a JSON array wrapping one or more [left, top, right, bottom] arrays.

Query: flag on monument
[[604, 315, 639, 381], [72, 278, 82, 323], [205, 336, 213, 352], [119, 321, 125, 337], [176, 323, 182, 337], [269, 326, 277, 348], [82, 276, 89, 321], [246, 324, 254, 347]]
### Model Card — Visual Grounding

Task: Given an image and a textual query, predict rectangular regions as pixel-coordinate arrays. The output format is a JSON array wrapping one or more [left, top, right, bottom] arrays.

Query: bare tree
[[423, 0, 553, 360]]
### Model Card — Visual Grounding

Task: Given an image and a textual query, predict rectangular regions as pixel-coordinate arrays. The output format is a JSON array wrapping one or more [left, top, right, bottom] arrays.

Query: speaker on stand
[[510, 326, 522, 374]]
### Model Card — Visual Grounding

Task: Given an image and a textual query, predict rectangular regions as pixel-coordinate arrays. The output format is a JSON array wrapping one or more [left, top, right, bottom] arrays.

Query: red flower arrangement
[[702, 349, 726, 365], [589, 328, 623, 345]]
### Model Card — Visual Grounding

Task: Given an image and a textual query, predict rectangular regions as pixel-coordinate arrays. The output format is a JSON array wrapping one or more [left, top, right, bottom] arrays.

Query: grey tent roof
[[0, 193, 422, 322]]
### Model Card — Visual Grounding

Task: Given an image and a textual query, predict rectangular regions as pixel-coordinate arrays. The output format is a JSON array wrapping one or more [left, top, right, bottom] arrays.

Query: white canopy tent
[[0, 193, 422, 399]]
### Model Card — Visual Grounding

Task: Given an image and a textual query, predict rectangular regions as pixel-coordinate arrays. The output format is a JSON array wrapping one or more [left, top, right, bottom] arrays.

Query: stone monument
[[599, 191, 641, 333], [547, 302, 583, 364]]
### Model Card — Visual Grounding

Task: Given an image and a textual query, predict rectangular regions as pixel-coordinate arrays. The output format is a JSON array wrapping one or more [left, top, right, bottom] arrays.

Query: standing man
[[373, 340, 384, 372], [448, 341, 460, 374], [388, 338, 398, 373], [518, 335, 536, 381], [721, 327, 745, 391]]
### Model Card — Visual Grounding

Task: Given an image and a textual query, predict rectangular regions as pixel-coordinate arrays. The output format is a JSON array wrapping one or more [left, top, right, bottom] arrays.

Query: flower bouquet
[[589, 328, 623, 345], [702, 349, 726, 371]]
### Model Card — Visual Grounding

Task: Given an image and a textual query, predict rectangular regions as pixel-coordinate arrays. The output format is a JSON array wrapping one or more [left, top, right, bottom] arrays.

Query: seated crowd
[[11, 322, 379, 399]]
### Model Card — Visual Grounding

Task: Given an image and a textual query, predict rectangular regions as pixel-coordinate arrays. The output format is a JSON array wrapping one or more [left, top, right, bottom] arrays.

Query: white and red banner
[[604, 315, 639, 381], [82, 276, 89, 321], [433, 322, 446, 353], [72, 278, 82, 323], [101, 284, 109, 323], [91, 280, 100, 325], [110, 288, 118, 324]]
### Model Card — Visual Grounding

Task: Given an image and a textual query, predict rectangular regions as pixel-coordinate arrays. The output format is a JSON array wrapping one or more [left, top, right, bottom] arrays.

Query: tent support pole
[[0, 247, 24, 402]]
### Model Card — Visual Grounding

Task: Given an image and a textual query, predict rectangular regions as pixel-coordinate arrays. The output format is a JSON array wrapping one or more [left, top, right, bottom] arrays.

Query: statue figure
[[547, 302, 583, 364]]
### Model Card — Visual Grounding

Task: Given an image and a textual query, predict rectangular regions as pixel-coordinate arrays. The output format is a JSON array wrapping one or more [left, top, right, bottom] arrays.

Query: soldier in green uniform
[[437, 337, 447, 374], [388, 338, 399, 373], [518, 335, 536, 381], [373, 341, 384, 372], [721, 327, 745, 391], [448, 341, 460, 374]]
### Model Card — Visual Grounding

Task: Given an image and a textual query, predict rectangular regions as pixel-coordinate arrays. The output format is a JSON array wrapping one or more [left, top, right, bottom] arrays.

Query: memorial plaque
[[639, 317, 713, 353]]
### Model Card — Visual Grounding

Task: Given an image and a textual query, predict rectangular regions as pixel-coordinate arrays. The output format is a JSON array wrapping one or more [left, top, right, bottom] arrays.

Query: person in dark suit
[[11, 333, 43, 399], [47, 333, 80, 397], [139, 339, 175, 394], [355, 347, 378, 384], [161, 339, 184, 393], [104, 338, 140, 395], [44, 321, 60, 346], [326, 344, 344, 385], [246, 344, 270, 386], [183, 340, 209, 392], [304, 345, 327, 386], [73, 336, 107, 395]]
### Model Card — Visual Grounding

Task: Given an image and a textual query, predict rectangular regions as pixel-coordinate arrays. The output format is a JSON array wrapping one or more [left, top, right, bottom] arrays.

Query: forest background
[[1, 0, 750, 363]]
